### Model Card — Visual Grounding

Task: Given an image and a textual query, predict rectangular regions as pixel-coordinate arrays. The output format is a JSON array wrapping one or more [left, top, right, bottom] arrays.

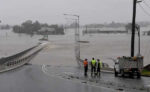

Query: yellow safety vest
[[92, 60, 96, 66], [97, 61, 102, 68], [99, 61, 102, 68]]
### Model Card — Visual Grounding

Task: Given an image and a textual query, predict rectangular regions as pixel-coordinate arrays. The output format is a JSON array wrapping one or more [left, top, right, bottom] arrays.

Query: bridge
[[0, 42, 47, 72]]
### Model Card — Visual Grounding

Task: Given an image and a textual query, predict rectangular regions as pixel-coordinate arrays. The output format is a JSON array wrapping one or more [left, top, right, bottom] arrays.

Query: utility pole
[[131, 0, 137, 57], [76, 15, 80, 61]]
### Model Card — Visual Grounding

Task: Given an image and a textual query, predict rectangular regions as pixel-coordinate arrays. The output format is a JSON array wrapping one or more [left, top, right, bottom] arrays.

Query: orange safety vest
[[83, 60, 88, 67]]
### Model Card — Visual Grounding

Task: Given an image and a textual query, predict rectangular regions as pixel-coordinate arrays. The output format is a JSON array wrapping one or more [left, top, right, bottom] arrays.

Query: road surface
[[42, 64, 150, 92], [0, 64, 116, 92]]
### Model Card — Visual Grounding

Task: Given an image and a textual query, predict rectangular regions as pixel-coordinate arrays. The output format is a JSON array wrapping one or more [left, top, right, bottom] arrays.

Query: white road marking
[[41, 64, 116, 91]]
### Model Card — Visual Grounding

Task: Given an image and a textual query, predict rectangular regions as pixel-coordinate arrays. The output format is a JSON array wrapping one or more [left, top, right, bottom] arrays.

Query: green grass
[[141, 69, 150, 76]]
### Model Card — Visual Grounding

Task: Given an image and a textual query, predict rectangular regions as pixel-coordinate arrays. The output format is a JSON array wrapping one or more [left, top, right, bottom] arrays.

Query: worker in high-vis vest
[[91, 57, 96, 76], [83, 58, 88, 76], [97, 59, 102, 76]]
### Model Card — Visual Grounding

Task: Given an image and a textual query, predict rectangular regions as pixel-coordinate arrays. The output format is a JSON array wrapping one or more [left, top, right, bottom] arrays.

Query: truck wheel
[[137, 72, 141, 79], [129, 72, 133, 78], [114, 69, 118, 77], [121, 70, 124, 77]]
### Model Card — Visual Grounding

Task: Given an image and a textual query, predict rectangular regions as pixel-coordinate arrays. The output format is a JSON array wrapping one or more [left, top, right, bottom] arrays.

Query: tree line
[[13, 20, 64, 35]]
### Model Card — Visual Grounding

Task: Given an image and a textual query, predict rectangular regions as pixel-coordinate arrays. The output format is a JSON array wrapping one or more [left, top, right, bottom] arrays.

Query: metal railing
[[0, 43, 45, 72]]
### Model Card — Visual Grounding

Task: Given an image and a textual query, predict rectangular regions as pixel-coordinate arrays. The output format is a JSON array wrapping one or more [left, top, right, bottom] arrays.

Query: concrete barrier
[[0, 42, 47, 73]]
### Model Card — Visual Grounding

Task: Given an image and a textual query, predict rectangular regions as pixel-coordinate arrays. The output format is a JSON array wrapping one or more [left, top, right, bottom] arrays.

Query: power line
[[138, 3, 150, 16]]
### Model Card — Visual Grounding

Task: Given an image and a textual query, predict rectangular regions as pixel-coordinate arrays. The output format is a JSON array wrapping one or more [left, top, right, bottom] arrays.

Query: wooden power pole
[[131, 0, 137, 57]]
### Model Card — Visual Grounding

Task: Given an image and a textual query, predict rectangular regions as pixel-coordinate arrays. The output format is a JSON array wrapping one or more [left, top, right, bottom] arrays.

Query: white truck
[[114, 56, 143, 78]]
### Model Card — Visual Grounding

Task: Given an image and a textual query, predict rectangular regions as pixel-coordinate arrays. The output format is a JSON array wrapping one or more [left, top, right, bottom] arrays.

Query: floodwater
[[0, 28, 150, 92], [32, 28, 150, 67], [1, 28, 150, 67], [0, 29, 39, 57]]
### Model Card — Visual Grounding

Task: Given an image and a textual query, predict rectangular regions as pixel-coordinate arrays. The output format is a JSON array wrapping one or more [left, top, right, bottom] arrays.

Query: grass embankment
[[141, 69, 150, 77]]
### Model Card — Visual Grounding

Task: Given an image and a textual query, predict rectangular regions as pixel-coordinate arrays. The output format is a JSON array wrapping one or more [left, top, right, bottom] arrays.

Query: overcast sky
[[0, 0, 150, 25]]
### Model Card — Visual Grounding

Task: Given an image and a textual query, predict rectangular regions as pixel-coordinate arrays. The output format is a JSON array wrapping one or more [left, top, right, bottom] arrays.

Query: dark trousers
[[84, 66, 88, 76], [97, 68, 101, 76], [91, 66, 96, 75]]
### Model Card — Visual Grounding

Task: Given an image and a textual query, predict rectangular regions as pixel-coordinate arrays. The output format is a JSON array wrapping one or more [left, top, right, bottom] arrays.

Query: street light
[[137, 0, 142, 3], [135, 25, 141, 56], [136, 0, 142, 56], [64, 14, 79, 19], [64, 13, 81, 66], [63, 14, 80, 30], [64, 14, 80, 38]]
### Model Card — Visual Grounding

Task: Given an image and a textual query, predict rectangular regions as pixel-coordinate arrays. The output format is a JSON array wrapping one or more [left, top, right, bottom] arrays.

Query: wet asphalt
[[0, 65, 116, 92], [43, 65, 150, 92]]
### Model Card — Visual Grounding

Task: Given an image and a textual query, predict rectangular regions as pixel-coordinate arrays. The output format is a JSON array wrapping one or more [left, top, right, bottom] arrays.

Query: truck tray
[[118, 57, 143, 69]]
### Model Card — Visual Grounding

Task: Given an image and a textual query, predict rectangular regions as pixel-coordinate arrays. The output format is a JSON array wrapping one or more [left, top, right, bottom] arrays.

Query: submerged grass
[[141, 69, 150, 76]]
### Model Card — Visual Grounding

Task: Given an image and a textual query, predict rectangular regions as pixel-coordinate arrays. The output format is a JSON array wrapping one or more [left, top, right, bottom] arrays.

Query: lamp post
[[136, 25, 141, 56], [64, 14, 80, 42], [64, 14, 81, 66], [65, 18, 78, 43]]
